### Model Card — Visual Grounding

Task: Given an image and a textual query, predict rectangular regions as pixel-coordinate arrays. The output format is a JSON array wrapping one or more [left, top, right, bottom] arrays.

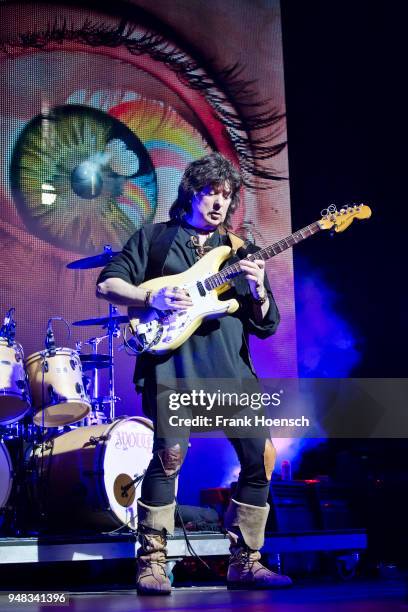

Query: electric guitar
[[128, 204, 371, 354]]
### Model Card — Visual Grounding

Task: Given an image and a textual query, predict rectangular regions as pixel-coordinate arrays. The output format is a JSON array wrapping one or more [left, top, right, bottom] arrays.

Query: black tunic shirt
[[97, 222, 280, 391]]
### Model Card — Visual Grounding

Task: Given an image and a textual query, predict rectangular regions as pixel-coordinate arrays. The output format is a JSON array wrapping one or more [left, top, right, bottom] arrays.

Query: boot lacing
[[138, 533, 168, 579], [231, 546, 273, 578]]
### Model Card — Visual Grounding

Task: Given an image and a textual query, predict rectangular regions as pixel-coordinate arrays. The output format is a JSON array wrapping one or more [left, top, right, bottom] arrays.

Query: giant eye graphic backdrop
[[0, 0, 294, 497]]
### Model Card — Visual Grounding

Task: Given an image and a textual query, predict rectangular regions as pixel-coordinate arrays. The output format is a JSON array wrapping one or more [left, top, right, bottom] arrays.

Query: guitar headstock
[[318, 203, 372, 233]]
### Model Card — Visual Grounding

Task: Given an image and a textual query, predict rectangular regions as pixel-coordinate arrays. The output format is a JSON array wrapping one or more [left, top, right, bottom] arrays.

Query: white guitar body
[[128, 245, 239, 355]]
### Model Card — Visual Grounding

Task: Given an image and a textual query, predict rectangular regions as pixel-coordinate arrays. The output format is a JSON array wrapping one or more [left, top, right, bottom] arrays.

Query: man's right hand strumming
[[147, 287, 193, 311], [96, 277, 192, 311]]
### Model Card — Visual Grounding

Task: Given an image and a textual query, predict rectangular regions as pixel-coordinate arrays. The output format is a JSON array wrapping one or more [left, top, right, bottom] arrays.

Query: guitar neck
[[205, 221, 322, 289]]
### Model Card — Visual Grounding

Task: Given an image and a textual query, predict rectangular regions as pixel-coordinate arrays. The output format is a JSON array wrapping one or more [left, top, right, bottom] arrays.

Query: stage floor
[[0, 528, 367, 564], [0, 580, 406, 612]]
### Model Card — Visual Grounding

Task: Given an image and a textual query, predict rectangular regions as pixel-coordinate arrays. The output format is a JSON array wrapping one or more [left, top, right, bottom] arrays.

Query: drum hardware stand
[[1, 429, 33, 536], [81, 305, 122, 422], [31, 432, 58, 535], [106, 304, 120, 422], [68, 245, 127, 423], [0, 308, 16, 347], [81, 335, 107, 425], [80, 323, 121, 424], [81, 334, 114, 402]]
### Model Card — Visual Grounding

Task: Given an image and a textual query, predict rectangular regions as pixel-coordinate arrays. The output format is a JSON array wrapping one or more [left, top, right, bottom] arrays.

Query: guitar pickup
[[196, 281, 206, 297]]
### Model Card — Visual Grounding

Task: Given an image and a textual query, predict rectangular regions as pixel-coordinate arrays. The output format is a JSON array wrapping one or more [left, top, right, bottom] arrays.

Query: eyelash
[[0, 13, 287, 189]]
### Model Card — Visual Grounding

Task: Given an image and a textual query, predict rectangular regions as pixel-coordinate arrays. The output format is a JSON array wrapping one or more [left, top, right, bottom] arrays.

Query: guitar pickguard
[[130, 274, 239, 354]]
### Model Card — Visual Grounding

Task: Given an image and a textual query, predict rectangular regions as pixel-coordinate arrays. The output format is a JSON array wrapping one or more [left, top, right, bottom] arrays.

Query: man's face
[[191, 182, 232, 228]]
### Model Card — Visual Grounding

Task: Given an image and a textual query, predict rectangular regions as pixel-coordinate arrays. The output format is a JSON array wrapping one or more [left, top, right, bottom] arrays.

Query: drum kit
[[0, 246, 153, 535]]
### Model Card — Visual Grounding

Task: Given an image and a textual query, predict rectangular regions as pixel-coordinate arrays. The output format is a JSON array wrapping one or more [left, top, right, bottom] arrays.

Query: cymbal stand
[[106, 304, 121, 421], [67, 243, 122, 422], [85, 336, 105, 401]]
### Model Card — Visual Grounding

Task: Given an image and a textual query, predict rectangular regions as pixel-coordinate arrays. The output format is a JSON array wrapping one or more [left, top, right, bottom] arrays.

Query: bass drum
[[32, 416, 154, 531], [0, 441, 13, 523]]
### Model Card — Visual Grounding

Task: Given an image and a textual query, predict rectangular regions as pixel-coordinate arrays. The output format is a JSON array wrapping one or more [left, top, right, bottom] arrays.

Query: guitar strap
[[226, 230, 246, 254], [144, 222, 247, 280]]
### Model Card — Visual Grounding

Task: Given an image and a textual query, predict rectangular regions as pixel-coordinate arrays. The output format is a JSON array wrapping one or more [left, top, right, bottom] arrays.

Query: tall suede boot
[[224, 498, 292, 589], [136, 499, 176, 595]]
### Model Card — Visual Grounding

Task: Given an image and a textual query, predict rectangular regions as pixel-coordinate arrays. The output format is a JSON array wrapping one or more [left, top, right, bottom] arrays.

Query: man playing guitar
[[96, 152, 292, 594]]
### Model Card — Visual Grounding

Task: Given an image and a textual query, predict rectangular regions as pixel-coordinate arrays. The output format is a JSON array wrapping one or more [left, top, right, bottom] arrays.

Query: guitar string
[[204, 221, 322, 290]]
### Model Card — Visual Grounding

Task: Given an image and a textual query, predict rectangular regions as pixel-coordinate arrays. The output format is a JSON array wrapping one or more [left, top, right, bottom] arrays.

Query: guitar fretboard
[[203, 222, 321, 290]]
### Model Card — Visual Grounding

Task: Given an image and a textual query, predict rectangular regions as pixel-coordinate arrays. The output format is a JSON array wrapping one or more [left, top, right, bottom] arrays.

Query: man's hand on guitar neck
[[238, 258, 270, 320], [238, 258, 266, 300]]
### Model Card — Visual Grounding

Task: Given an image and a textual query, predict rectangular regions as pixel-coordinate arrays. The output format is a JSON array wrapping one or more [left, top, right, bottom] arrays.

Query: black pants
[[140, 385, 273, 508]]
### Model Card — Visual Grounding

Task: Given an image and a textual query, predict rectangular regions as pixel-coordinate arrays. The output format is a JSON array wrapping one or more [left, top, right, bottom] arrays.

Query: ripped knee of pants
[[264, 439, 277, 481], [156, 444, 184, 477]]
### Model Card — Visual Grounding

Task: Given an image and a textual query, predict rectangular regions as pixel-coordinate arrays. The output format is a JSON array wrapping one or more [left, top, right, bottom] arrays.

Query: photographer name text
[[168, 415, 310, 428]]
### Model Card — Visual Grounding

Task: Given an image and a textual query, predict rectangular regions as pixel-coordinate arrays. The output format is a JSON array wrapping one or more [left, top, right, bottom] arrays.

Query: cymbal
[[73, 315, 129, 327], [80, 354, 112, 371], [67, 250, 120, 269]]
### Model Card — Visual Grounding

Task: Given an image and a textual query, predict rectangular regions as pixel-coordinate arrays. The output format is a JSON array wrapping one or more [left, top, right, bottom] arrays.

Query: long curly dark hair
[[169, 153, 242, 228]]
